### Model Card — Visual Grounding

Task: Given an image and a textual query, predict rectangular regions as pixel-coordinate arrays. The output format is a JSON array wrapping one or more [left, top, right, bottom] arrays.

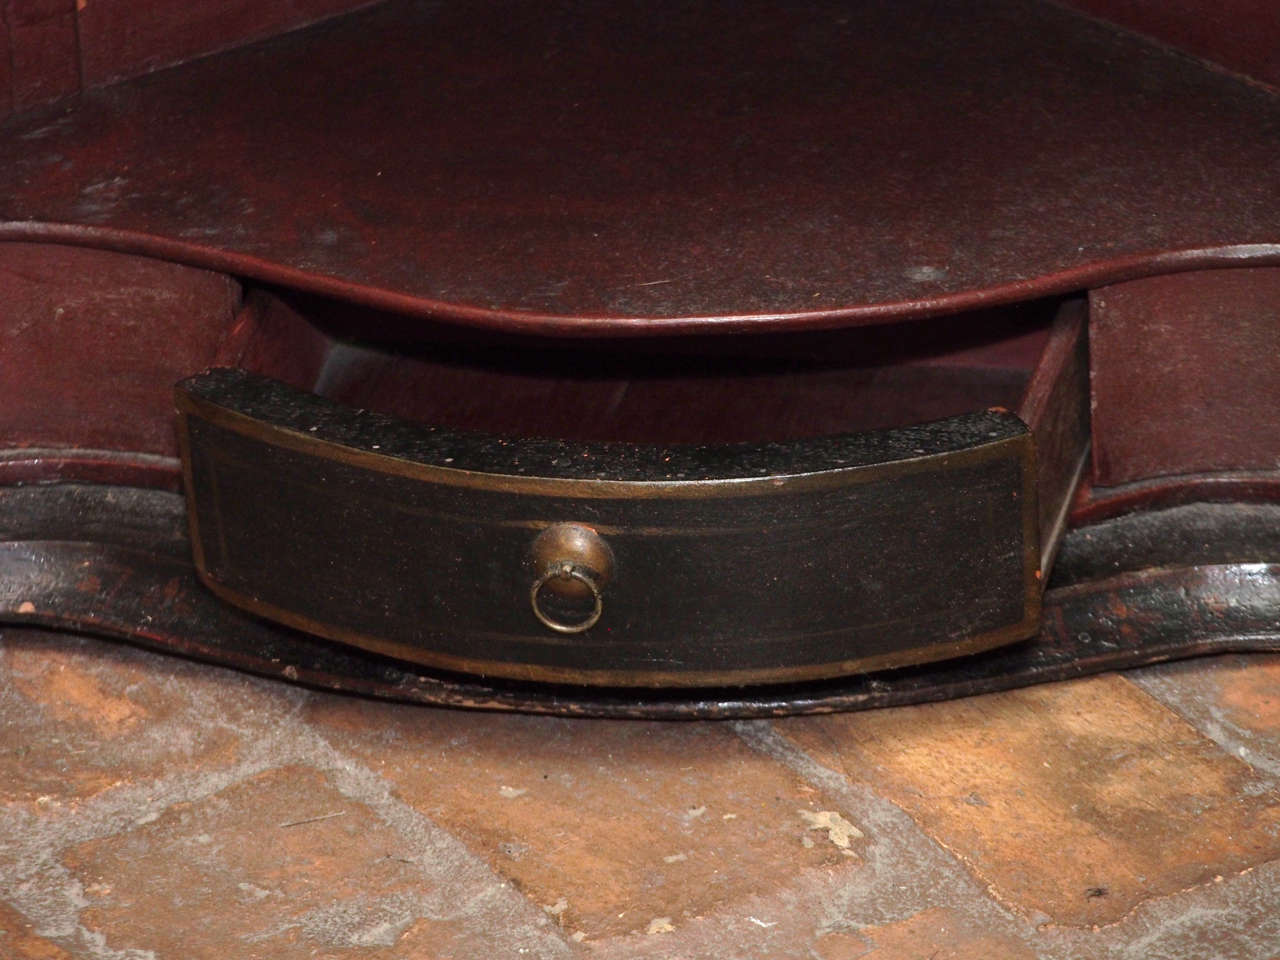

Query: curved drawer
[[176, 368, 1041, 687]]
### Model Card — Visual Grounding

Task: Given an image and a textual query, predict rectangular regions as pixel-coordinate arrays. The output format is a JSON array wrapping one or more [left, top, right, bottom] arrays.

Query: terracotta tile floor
[[2, 627, 1279, 959]]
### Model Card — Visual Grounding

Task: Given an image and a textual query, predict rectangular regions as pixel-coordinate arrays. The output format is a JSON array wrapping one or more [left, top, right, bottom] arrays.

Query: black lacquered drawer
[[177, 368, 1041, 687]]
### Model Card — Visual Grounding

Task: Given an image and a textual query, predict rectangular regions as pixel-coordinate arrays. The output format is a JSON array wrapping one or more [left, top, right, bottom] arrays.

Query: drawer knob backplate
[[529, 523, 613, 634]]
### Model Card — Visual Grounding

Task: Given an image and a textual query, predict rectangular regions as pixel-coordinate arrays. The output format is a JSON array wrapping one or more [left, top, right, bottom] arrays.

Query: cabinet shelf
[[1, 0, 1277, 338]]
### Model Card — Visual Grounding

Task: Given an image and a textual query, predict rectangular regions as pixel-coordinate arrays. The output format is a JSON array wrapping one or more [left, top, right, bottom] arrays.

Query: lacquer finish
[[1, 0, 1278, 337]]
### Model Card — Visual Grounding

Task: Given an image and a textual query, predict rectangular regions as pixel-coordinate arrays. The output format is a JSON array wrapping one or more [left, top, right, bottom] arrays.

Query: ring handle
[[530, 562, 604, 633]]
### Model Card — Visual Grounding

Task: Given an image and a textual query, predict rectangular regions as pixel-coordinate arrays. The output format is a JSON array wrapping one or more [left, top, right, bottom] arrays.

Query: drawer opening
[[227, 286, 1069, 446]]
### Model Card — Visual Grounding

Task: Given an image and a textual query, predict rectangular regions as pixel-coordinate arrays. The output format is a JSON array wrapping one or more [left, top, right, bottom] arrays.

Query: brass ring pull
[[530, 563, 604, 634]]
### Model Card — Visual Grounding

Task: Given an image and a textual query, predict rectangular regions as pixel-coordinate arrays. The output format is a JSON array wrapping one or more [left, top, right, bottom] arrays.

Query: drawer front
[[177, 369, 1039, 687]]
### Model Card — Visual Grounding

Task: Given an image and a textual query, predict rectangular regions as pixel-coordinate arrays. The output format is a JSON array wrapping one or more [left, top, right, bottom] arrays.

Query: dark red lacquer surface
[[0, 0, 79, 115], [0, 0, 374, 120], [1090, 268, 1280, 486], [1, 0, 1279, 338], [76, 0, 374, 88], [0, 243, 240, 460], [1063, 0, 1280, 89]]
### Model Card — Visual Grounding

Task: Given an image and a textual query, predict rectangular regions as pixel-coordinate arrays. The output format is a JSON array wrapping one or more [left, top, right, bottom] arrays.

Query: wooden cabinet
[[0, 0, 1277, 713]]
